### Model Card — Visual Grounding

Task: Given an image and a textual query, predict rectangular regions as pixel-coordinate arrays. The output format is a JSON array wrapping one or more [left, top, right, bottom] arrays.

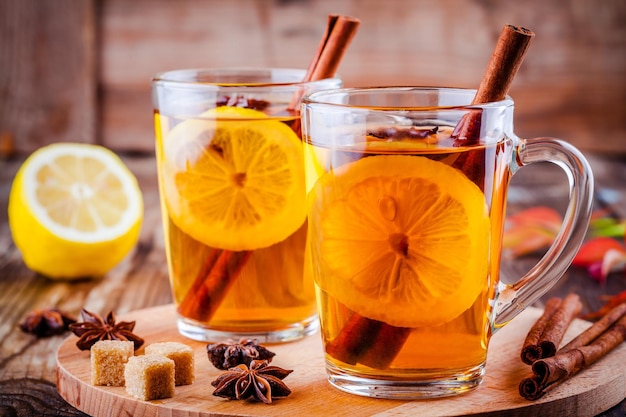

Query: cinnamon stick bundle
[[519, 302, 626, 400], [176, 15, 360, 323], [325, 24, 534, 370], [520, 293, 583, 364]]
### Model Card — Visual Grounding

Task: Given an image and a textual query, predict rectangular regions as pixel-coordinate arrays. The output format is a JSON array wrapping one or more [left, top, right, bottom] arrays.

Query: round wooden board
[[56, 304, 626, 417]]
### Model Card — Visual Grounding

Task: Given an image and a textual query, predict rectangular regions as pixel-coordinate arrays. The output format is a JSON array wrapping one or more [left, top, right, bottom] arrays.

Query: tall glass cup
[[301, 87, 593, 398], [152, 68, 341, 343]]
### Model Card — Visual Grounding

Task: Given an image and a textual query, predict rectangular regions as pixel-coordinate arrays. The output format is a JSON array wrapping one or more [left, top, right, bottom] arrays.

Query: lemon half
[[8, 143, 143, 279]]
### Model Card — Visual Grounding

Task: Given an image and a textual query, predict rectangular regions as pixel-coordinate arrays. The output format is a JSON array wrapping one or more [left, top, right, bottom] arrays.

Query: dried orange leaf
[[503, 207, 562, 257], [503, 227, 556, 257], [506, 206, 562, 231], [581, 290, 626, 320]]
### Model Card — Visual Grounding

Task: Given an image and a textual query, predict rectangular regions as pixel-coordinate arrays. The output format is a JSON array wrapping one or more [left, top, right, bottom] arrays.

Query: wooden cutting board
[[56, 304, 626, 417]]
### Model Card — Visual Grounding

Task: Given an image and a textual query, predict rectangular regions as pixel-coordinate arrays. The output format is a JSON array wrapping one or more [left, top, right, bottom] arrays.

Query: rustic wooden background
[[0, 0, 625, 157]]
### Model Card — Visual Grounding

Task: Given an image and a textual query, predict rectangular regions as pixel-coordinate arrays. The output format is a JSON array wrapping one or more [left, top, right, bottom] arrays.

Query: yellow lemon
[[160, 106, 305, 251], [309, 155, 490, 327], [8, 143, 143, 279]]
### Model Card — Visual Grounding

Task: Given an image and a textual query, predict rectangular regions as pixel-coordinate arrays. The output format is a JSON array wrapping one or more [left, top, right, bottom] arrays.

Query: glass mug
[[301, 87, 593, 398], [151, 68, 341, 342]]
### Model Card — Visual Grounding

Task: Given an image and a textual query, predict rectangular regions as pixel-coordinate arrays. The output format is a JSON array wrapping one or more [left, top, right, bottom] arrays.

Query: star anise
[[207, 338, 276, 370], [211, 360, 293, 404], [68, 309, 144, 351], [19, 308, 76, 338], [368, 125, 439, 140], [215, 95, 270, 111]]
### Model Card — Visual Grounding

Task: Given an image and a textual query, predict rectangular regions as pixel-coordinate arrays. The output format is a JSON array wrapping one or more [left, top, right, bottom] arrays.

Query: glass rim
[[151, 67, 341, 88], [302, 86, 515, 111]]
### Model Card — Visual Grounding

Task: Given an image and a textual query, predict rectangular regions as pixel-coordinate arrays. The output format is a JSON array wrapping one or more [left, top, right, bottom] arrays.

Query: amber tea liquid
[[155, 109, 317, 342], [305, 128, 513, 388]]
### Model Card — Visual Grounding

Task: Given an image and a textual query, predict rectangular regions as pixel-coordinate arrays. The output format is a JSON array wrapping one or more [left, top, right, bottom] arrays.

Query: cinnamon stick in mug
[[452, 25, 535, 144]]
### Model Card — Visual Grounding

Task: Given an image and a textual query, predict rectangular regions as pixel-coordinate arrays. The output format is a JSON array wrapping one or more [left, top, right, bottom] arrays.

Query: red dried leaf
[[572, 237, 625, 267], [581, 290, 626, 320]]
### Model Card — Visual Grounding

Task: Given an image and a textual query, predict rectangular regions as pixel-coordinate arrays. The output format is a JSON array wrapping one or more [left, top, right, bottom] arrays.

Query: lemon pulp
[[161, 107, 305, 251], [310, 155, 490, 327]]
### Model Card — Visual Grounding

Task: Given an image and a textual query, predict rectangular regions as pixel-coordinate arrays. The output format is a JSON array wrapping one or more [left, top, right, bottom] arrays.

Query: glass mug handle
[[494, 137, 594, 329]]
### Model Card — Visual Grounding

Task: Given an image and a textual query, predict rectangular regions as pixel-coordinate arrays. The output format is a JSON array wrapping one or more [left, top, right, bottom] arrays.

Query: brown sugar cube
[[124, 354, 175, 401], [145, 342, 194, 386], [90, 340, 134, 386]]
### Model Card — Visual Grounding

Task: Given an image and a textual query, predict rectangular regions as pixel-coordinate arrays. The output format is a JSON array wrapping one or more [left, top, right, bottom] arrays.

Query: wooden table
[[0, 153, 624, 416]]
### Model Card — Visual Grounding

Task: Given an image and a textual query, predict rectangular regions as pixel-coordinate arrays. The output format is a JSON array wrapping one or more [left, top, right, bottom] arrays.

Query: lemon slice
[[8, 143, 143, 279], [161, 107, 305, 251], [309, 155, 490, 327]]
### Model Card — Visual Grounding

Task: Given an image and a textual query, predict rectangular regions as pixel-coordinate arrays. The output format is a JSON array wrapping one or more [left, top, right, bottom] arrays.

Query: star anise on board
[[19, 308, 76, 338], [207, 338, 276, 370], [211, 360, 293, 404], [68, 309, 144, 350]]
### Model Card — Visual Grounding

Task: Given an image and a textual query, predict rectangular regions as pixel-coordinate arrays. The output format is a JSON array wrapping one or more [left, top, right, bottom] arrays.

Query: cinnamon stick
[[357, 323, 411, 369], [178, 250, 252, 322], [520, 294, 582, 364], [303, 14, 361, 83], [519, 304, 626, 400], [325, 313, 384, 365], [452, 25, 535, 143], [559, 300, 626, 353], [520, 297, 562, 364], [177, 15, 360, 324], [324, 313, 411, 369], [451, 25, 533, 188], [287, 13, 360, 134], [326, 24, 534, 370]]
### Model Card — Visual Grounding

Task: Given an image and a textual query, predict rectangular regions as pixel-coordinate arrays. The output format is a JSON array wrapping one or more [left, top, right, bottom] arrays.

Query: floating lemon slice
[[309, 155, 490, 327], [8, 143, 143, 279], [161, 107, 305, 251]]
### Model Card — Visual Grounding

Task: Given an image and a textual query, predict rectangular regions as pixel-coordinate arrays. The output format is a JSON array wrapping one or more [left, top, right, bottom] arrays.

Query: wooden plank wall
[[1, 0, 625, 155], [0, 0, 96, 155]]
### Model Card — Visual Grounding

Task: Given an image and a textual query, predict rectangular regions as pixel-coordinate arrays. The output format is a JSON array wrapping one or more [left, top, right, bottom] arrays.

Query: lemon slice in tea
[[310, 155, 490, 327], [161, 107, 305, 251]]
